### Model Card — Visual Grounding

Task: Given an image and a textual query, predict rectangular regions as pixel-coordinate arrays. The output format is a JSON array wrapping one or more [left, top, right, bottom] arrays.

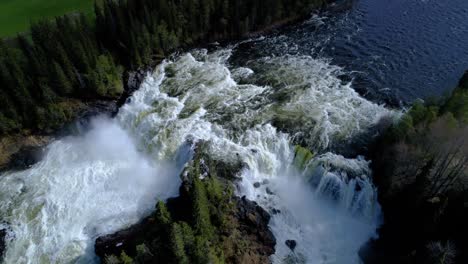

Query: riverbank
[[363, 72, 468, 264], [0, 100, 117, 171]]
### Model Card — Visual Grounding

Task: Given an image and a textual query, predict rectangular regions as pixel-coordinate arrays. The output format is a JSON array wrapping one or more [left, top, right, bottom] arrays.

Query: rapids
[[0, 45, 397, 263]]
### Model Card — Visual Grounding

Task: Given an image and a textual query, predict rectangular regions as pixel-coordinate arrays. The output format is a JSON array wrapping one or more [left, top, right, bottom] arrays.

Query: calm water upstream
[[231, 0, 468, 106]]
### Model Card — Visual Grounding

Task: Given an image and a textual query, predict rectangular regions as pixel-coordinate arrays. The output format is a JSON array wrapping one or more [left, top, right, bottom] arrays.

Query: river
[[1, 0, 467, 263], [232, 0, 468, 106]]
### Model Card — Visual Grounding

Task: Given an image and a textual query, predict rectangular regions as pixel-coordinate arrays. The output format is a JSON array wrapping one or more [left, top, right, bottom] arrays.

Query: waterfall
[[0, 46, 397, 263]]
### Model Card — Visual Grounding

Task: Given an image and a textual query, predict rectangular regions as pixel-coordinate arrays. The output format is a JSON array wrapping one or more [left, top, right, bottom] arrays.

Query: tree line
[[0, 0, 327, 135]]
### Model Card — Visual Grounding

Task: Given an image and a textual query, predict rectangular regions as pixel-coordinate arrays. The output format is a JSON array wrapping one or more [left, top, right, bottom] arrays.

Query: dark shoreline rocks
[[114, 64, 159, 112], [95, 214, 154, 259], [3, 145, 45, 172], [0, 228, 6, 261]]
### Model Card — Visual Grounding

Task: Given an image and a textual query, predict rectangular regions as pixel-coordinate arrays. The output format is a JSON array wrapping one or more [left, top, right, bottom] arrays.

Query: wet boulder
[[0, 228, 6, 261], [285, 240, 297, 251], [272, 208, 281, 215], [266, 187, 275, 195]]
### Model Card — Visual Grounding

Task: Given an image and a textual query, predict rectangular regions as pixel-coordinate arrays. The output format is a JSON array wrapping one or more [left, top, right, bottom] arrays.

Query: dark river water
[[232, 0, 468, 107]]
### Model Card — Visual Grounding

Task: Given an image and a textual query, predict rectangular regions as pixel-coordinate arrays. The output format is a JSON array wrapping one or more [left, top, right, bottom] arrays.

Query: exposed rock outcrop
[[235, 196, 276, 257], [95, 143, 276, 263]]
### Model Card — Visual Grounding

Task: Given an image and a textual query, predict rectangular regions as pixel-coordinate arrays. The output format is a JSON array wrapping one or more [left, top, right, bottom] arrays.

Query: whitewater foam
[[0, 118, 186, 263]]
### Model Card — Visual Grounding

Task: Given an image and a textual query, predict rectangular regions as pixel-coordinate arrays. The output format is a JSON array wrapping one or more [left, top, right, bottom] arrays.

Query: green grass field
[[0, 0, 95, 37]]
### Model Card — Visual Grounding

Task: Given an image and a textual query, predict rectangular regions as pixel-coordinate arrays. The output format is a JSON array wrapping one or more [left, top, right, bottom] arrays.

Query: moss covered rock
[[293, 145, 315, 171]]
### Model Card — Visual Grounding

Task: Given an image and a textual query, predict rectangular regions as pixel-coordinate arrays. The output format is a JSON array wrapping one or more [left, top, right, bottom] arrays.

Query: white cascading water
[[0, 47, 397, 264], [0, 118, 188, 263]]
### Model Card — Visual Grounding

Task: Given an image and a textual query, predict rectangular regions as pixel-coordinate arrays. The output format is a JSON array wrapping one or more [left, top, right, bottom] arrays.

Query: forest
[[369, 73, 468, 263], [0, 0, 327, 135]]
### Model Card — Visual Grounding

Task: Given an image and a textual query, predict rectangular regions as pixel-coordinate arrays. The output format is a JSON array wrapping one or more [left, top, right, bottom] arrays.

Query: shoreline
[[0, 100, 116, 172]]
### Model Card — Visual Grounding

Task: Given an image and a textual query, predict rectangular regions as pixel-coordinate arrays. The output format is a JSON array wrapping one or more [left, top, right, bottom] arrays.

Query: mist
[[270, 166, 381, 263], [0, 117, 184, 263]]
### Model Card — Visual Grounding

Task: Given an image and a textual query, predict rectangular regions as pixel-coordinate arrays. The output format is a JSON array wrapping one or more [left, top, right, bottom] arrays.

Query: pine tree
[[92, 54, 123, 97], [0, 58, 34, 126], [155, 201, 172, 226], [17, 35, 46, 80], [55, 44, 76, 86], [51, 61, 73, 96], [192, 177, 213, 238], [170, 223, 189, 264]]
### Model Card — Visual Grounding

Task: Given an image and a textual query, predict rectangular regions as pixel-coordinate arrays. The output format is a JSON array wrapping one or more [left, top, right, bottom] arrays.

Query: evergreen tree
[[55, 44, 78, 87], [155, 201, 172, 226], [170, 223, 189, 264], [192, 177, 213, 238], [92, 54, 123, 97], [51, 61, 73, 96]]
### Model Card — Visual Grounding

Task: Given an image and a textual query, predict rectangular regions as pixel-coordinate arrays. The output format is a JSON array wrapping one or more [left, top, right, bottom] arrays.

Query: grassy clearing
[[0, 0, 94, 37]]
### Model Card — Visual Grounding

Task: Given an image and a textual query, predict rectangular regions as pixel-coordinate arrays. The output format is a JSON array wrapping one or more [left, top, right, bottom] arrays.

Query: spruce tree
[[192, 177, 213, 239], [51, 61, 73, 96], [170, 223, 189, 264], [155, 201, 172, 226]]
